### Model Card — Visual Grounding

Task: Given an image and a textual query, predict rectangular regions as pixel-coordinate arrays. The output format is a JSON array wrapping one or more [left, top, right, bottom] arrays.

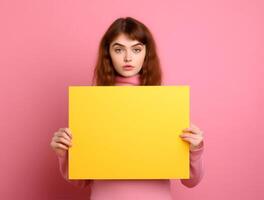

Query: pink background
[[0, 0, 263, 199]]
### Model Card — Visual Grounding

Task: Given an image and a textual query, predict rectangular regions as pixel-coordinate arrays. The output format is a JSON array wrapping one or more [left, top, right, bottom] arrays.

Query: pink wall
[[1, 0, 263, 199]]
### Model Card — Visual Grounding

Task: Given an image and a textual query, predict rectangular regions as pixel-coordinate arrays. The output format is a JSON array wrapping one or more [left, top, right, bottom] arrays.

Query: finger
[[55, 131, 71, 141], [54, 136, 72, 147], [182, 125, 196, 133], [187, 126, 199, 134], [65, 128, 72, 138], [180, 136, 196, 144], [54, 142, 69, 150], [180, 133, 200, 139], [183, 125, 202, 135], [54, 131, 71, 141], [182, 129, 194, 133], [59, 128, 72, 139], [50, 140, 68, 150]]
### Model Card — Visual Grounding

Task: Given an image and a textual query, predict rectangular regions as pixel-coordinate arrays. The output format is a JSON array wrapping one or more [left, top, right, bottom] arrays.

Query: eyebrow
[[111, 42, 144, 48]]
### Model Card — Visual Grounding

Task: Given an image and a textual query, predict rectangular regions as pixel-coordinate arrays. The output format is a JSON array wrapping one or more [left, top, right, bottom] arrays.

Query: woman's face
[[109, 33, 146, 77]]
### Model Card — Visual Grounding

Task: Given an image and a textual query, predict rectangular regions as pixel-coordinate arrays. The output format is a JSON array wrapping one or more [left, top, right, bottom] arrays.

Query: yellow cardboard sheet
[[68, 86, 190, 179]]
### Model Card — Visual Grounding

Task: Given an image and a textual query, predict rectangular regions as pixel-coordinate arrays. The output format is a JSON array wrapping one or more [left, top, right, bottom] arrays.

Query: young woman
[[50, 17, 204, 200]]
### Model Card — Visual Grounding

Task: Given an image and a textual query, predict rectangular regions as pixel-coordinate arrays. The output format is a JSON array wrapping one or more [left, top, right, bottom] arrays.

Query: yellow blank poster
[[68, 86, 190, 179]]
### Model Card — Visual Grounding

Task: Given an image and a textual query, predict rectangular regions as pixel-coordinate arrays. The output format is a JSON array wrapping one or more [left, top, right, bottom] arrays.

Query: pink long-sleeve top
[[57, 73, 205, 200]]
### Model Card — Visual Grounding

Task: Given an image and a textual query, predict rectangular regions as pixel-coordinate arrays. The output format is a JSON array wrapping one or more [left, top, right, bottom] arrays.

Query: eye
[[133, 48, 142, 53], [114, 48, 122, 53]]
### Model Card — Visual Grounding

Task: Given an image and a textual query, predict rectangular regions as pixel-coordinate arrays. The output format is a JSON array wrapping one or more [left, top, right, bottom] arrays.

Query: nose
[[124, 51, 132, 62]]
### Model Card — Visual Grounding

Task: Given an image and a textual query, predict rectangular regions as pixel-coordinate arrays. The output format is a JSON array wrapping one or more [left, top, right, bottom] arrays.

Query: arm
[[57, 153, 93, 189], [180, 141, 204, 188]]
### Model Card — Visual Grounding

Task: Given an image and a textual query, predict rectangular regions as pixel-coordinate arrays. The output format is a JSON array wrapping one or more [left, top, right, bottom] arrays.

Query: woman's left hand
[[179, 123, 204, 151]]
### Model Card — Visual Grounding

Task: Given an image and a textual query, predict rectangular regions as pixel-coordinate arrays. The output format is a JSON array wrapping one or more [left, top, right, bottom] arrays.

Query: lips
[[122, 65, 135, 71]]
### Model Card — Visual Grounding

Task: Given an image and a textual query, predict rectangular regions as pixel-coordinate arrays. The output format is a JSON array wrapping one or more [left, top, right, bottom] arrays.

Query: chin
[[119, 71, 138, 77]]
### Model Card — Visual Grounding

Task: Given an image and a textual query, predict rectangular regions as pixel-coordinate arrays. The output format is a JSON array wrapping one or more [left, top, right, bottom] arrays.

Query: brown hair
[[91, 17, 163, 86]]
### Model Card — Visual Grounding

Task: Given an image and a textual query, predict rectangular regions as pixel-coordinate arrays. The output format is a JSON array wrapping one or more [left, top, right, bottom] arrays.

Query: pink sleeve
[[179, 141, 205, 188], [57, 153, 93, 189]]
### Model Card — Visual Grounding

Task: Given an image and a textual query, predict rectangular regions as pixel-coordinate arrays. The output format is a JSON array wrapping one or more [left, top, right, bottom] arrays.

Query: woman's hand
[[179, 123, 204, 151], [50, 128, 73, 157]]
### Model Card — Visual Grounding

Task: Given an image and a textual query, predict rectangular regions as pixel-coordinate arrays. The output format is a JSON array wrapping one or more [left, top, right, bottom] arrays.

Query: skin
[[50, 34, 204, 155], [50, 123, 204, 157], [109, 33, 146, 77], [180, 123, 204, 151]]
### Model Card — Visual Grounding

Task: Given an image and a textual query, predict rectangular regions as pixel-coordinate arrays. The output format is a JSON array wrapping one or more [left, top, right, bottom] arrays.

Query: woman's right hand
[[50, 128, 72, 157]]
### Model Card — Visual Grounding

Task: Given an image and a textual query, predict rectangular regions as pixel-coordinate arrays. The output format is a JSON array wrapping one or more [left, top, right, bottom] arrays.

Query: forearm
[[57, 153, 92, 189], [180, 141, 204, 188]]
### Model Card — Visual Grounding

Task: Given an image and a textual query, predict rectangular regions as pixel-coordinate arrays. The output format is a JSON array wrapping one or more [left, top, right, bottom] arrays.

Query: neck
[[114, 73, 141, 86]]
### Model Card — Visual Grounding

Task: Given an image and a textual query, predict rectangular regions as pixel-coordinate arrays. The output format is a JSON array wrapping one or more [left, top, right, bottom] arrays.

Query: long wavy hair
[[91, 17, 163, 86]]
